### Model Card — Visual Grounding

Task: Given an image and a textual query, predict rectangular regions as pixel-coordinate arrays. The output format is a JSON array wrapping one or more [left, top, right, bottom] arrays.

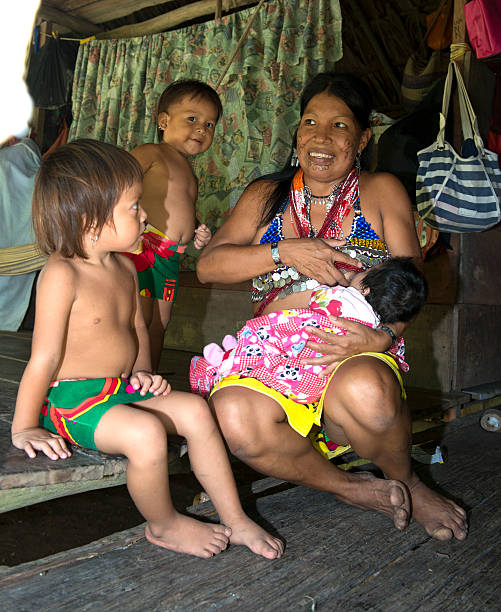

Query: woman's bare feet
[[408, 477, 468, 541], [145, 513, 231, 558], [337, 472, 411, 531], [225, 516, 284, 559]]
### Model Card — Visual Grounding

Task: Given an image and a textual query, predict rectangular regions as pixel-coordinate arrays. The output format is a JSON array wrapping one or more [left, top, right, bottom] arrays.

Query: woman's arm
[[12, 260, 76, 459], [197, 181, 356, 286], [304, 172, 422, 371], [370, 172, 422, 265]]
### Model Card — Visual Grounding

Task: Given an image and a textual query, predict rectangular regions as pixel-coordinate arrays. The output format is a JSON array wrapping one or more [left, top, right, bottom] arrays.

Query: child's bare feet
[[408, 478, 468, 541], [145, 513, 231, 558], [226, 516, 284, 559], [337, 472, 411, 531]]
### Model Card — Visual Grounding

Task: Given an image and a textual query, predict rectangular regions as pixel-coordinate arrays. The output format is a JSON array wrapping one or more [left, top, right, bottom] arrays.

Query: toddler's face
[[159, 94, 218, 157], [99, 181, 146, 253]]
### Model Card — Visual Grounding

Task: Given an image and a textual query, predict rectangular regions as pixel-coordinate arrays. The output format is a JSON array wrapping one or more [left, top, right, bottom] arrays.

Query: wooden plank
[[0, 472, 126, 514], [0, 415, 498, 610], [95, 0, 257, 39], [0, 331, 31, 361], [455, 304, 501, 390], [0, 421, 123, 491], [38, 4, 104, 34], [458, 227, 501, 306], [48, 0, 181, 26], [403, 304, 455, 391]]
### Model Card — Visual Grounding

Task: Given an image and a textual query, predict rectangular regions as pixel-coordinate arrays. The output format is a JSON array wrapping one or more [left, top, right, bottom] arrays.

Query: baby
[[191, 257, 427, 407]]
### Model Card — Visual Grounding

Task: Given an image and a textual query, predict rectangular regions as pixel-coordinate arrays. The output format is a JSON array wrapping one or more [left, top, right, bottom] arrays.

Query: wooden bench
[[0, 331, 193, 514]]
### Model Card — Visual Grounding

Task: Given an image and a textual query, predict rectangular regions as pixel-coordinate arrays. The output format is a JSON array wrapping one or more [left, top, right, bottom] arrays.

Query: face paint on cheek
[[341, 138, 356, 155]]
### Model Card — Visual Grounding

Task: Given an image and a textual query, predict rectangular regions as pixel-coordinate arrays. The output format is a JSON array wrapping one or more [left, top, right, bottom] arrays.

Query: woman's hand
[[12, 427, 71, 460], [303, 317, 392, 376], [130, 371, 171, 396], [279, 238, 362, 286]]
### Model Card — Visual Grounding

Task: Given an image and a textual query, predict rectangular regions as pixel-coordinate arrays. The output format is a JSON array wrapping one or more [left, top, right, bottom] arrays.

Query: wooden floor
[[0, 413, 498, 610], [1, 331, 499, 610]]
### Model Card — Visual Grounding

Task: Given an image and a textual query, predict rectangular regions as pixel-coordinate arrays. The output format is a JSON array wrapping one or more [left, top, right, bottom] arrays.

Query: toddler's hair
[[156, 79, 222, 141], [361, 257, 428, 323], [33, 139, 143, 259]]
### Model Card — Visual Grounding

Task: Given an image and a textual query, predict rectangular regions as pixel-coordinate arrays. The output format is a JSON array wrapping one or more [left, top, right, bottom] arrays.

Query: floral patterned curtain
[[70, 0, 342, 266]]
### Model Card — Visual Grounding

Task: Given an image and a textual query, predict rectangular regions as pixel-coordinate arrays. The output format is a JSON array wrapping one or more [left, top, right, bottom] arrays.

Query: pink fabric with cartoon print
[[190, 285, 407, 403]]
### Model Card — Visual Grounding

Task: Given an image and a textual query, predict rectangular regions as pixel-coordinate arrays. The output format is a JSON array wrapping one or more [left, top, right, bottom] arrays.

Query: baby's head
[[156, 80, 222, 150], [33, 139, 143, 258], [352, 257, 428, 323]]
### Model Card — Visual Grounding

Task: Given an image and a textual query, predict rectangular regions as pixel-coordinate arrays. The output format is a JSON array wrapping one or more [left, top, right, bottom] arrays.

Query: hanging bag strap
[[437, 61, 454, 149], [437, 60, 484, 152], [452, 61, 484, 152]]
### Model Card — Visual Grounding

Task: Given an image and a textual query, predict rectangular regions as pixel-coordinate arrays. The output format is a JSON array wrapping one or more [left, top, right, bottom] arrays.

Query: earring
[[90, 232, 98, 245], [355, 153, 361, 175], [291, 149, 299, 167]]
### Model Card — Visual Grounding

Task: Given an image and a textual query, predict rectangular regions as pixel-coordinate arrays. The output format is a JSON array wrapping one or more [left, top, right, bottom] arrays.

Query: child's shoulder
[[131, 142, 173, 160], [131, 142, 175, 172], [115, 252, 138, 274], [38, 254, 78, 295]]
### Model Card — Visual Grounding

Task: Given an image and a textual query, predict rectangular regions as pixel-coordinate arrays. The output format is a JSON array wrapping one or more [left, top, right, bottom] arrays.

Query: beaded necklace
[[252, 168, 359, 315], [289, 168, 358, 239]]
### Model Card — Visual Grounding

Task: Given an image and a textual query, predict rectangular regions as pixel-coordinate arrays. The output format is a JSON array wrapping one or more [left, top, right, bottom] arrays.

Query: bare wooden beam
[[216, 0, 223, 19], [96, 0, 258, 40], [55, 0, 181, 26], [38, 3, 104, 34]]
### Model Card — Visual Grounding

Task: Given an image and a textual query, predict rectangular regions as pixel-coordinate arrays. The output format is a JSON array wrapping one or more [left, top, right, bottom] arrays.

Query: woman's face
[[296, 91, 371, 193]]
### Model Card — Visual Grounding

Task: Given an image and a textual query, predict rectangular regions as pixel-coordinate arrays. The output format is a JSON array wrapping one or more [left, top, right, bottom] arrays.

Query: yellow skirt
[[210, 351, 406, 460]]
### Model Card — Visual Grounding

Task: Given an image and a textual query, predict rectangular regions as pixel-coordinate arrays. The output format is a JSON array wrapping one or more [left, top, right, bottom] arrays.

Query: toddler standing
[[127, 80, 221, 371]]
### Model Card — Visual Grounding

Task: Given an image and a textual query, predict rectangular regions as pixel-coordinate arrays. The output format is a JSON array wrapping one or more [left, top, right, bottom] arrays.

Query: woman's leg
[[211, 385, 410, 531], [134, 391, 283, 559], [321, 355, 468, 541], [94, 403, 230, 558]]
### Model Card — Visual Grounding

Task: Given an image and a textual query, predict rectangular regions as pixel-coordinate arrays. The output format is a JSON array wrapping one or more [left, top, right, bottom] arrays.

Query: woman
[[197, 73, 467, 541]]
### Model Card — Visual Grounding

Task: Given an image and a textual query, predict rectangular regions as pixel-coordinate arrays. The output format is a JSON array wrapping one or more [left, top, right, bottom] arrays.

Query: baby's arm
[[12, 261, 76, 459], [124, 257, 170, 396], [194, 224, 212, 250]]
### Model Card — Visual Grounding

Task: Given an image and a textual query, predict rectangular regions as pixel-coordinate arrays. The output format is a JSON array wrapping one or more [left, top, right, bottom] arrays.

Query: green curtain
[[70, 0, 342, 267]]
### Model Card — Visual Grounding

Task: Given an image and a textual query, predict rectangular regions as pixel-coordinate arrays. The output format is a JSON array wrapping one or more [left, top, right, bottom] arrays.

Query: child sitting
[[11, 139, 283, 560], [190, 258, 427, 442], [126, 80, 221, 371]]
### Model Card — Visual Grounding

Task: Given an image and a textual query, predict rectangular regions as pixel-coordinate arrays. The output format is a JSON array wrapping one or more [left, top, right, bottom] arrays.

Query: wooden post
[[215, 0, 222, 20], [451, 0, 470, 151]]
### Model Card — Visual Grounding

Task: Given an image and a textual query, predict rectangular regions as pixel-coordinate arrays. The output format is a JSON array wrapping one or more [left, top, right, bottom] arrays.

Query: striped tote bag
[[416, 61, 501, 233]]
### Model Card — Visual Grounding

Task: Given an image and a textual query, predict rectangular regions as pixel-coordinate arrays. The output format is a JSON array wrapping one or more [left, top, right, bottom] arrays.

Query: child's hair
[[156, 79, 223, 141], [361, 257, 428, 324], [33, 139, 143, 259]]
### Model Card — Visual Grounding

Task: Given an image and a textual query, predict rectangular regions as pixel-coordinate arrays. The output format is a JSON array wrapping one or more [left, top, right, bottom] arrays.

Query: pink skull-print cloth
[[190, 285, 408, 404]]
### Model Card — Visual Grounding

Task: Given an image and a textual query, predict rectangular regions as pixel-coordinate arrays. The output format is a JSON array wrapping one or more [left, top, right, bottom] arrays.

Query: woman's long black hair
[[257, 72, 373, 227]]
